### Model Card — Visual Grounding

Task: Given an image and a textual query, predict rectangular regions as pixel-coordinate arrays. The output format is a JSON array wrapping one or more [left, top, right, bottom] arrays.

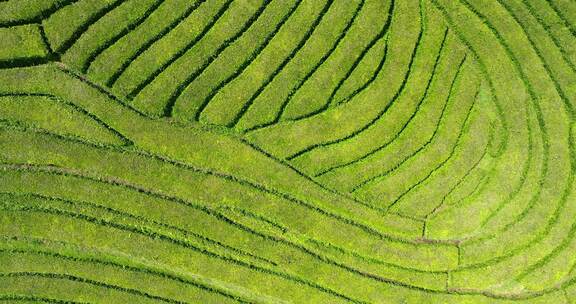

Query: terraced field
[[0, 0, 575, 303]]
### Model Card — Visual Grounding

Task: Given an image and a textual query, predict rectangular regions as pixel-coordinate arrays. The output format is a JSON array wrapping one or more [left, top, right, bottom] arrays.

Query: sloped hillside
[[0, 0, 575, 303]]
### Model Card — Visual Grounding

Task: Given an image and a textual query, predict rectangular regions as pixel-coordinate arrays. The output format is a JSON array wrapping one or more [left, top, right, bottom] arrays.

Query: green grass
[[0, 0, 575, 302]]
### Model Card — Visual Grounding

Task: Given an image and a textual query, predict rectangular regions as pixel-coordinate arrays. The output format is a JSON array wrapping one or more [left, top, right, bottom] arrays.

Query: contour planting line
[[0, 0, 81, 27], [125, 0, 234, 100], [105, 0, 207, 87], [0, 272, 186, 304], [313, 27, 449, 178], [161, 0, 273, 117], [349, 53, 467, 193], [81, 0, 166, 74], [273, 0, 367, 122], [51, 0, 127, 55], [219, 0, 336, 127]]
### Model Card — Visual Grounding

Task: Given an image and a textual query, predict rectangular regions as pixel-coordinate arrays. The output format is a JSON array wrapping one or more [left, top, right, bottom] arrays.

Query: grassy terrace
[[0, 0, 575, 303]]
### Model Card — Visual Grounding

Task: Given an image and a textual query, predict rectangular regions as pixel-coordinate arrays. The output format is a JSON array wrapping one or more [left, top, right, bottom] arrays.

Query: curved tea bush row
[[0, 0, 575, 302]]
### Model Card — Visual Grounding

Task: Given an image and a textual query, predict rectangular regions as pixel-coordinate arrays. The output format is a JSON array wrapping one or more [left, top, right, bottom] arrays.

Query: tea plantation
[[0, 0, 575, 303]]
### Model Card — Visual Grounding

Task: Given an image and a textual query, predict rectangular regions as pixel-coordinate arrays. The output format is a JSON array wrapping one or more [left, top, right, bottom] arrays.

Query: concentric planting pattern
[[0, 0, 575, 303]]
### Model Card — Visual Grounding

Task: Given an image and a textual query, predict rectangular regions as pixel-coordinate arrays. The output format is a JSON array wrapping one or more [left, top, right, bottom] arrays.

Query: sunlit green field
[[1, 0, 575, 303]]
